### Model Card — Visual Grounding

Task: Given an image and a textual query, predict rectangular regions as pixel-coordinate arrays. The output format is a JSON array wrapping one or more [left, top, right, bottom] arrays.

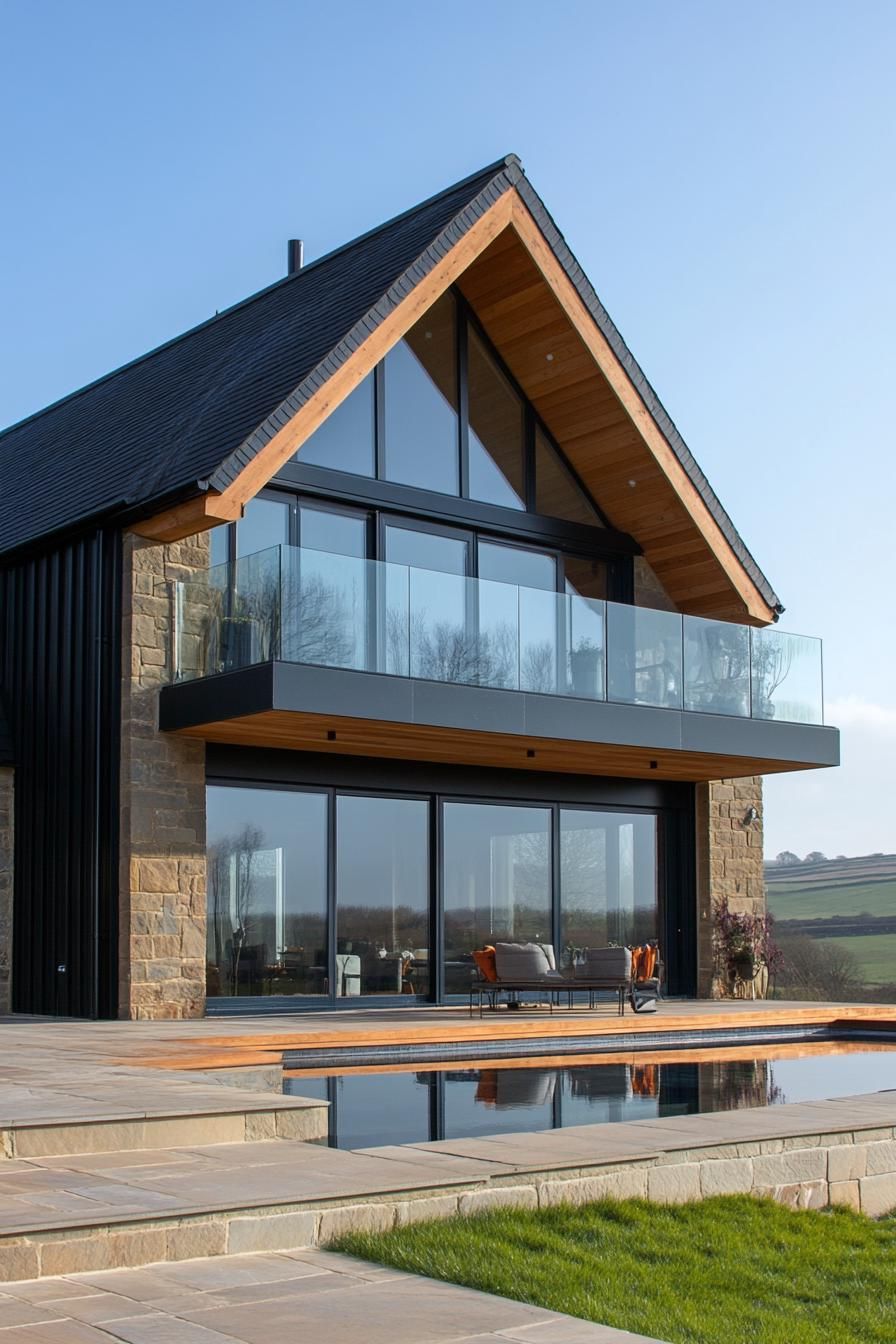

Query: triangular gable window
[[295, 289, 606, 529], [535, 425, 603, 527], [467, 326, 526, 510], [298, 372, 375, 477]]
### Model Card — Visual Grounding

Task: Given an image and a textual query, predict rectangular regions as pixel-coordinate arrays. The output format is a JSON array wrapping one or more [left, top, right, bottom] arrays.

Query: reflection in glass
[[467, 327, 525, 509], [607, 602, 682, 708], [281, 547, 369, 670], [236, 495, 290, 559], [565, 592, 606, 700], [200, 546, 282, 675], [384, 293, 459, 494], [209, 524, 230, 569], [335, 795, 430, 997], [298, 373, 375, 477], [479, 544, 558, 693], [386, 527, 472, 684], [560, 809, 658, 967], [443, 803, 551, 994], [750, 628, 823, 725], [683, 616, 751, 717], [299, 507, 367, 558], [206, 787, 328, 999], [535, 425, 603, 525]]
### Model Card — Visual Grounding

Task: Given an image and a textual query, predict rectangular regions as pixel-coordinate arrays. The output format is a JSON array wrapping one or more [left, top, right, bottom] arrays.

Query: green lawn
[[766, 878, 896, 921], [820, 933, 896, 986], [337, 1197, 896, 1344]]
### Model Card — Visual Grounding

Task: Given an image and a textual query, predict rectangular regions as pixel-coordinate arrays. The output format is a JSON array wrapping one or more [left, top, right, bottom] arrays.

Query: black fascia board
[[159, 662, 840, 771]]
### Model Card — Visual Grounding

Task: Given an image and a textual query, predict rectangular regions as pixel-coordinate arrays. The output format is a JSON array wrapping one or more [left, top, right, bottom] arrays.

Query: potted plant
[[712, 897, 781, 998]]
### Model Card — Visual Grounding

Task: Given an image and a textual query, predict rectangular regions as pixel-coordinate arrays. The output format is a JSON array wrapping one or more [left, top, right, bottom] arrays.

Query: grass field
[[818, 933, 896, 986], [766, 878, 896, 921], [338, 1196, 896, 1344]]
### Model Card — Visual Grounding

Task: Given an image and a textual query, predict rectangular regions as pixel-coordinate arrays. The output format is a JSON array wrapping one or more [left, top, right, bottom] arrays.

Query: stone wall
[[119, 532, 209, 1020], [695, 776, 765, 996], [0, 769, 12, 1014]]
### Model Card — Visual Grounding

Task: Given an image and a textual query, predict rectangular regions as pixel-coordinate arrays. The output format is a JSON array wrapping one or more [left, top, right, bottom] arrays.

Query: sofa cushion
[[472, 946, 498, 983], [494, 941, 552, 981], [574, 946, 632, 980]]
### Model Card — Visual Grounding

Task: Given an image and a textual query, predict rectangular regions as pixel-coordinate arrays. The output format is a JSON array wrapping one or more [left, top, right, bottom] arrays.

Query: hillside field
[[766, 878, 896, 921]]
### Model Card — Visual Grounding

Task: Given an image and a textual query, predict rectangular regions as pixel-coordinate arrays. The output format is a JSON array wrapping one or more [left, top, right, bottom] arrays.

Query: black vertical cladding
[[0, 528, 121, 1018]]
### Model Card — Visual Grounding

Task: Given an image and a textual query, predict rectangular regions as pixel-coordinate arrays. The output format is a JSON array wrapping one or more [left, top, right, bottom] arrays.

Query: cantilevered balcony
[[159, 545, 838, 781]]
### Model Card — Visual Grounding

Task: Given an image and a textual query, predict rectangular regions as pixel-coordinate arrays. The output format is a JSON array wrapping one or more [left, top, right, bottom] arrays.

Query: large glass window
[[206, 786, 328, 999], [236, 495, 290, 559], [384, 293, 459, 494], [442, 803, 552, 995], [297, 373, 375, 477], [559, 809, 658, 967], [335, 795, 430, 997], [467, 327, 525, 509]]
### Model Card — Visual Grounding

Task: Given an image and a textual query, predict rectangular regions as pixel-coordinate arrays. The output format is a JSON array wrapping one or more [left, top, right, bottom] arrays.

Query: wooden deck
[[113, 999, 896, 1073]]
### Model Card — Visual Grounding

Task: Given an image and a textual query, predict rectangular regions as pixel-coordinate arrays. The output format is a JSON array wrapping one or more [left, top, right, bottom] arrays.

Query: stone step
[[0, 1060, 328, 1161], [0, 1095, 893, 1280]]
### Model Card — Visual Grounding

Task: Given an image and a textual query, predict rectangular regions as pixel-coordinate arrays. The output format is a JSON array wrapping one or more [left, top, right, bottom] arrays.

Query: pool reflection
[[285, 1055, 783, 1150]]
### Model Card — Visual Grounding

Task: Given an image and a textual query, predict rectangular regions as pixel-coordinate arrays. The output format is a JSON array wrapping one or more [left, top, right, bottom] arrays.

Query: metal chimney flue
[[287, 239, 304, 275]]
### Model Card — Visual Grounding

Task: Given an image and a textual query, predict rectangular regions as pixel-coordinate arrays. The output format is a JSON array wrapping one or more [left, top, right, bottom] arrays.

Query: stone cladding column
[[119, 531, 209, 1020], [695, 776, 765, 996]]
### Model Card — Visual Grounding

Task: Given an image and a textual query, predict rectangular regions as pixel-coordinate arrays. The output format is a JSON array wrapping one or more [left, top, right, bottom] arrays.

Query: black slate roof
[[0, 155, 781, 612]]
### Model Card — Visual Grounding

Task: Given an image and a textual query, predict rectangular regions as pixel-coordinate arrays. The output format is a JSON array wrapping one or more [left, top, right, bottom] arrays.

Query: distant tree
[[774, 851, 801, 866], [776, 934, 864, 1002], [804, 851, 828, 864]]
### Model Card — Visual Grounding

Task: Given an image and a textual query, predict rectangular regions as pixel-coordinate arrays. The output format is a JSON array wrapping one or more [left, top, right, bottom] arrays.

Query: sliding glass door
[[559, 809, 658, 963], [206, 782, 671, 1008], [206, 786, 328, 1001], [442, 802, 552, 995], [335, 795, 430, 998]]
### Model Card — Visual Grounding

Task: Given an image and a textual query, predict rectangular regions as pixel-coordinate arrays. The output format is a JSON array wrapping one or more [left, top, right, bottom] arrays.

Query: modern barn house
[[0, 157, 838, 1020]]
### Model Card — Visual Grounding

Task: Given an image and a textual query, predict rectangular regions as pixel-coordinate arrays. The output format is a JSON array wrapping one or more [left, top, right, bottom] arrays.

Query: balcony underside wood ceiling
[[172, 709, 824, 784]]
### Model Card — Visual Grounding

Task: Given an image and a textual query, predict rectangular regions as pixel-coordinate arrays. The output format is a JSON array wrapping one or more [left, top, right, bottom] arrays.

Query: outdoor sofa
[[469, 941, 662, 1018]]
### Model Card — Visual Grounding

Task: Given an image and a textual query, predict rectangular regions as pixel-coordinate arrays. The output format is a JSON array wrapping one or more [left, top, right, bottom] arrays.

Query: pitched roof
[[0, 155, 781, 613]]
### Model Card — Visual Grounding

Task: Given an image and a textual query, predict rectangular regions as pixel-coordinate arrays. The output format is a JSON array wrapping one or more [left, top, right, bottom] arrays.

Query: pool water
[[284, 1044, 896, 1150]]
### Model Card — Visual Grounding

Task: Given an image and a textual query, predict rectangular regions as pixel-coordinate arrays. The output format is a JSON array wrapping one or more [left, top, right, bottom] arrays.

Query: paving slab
[[0, 1251, 665, 1342]]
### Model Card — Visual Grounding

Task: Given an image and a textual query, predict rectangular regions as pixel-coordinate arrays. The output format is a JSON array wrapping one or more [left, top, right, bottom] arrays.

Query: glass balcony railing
[[173, 545, 825, 726]]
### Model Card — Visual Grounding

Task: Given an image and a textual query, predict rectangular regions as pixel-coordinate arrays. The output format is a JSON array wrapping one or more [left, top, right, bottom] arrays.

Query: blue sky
[[1, 0, 893, 857]]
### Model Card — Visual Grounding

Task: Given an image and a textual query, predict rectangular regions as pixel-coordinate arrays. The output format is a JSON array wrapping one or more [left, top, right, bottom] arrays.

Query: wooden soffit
[[134, 189, 775, 624]]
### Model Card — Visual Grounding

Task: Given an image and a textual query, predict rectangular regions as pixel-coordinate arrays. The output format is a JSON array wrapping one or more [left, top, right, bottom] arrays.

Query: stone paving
[[0, 1249, 664, 1342]]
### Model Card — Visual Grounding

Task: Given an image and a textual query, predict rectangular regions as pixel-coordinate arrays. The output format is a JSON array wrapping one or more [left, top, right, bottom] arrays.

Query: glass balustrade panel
[[281, 546, 369, 671], [751, 628, 823, 724], [683, 615, 751, 717], [476, 577, 520, 689], [565, 593, 606, 700], [606, 603, 682, 708], [175, 548, 824, 728]]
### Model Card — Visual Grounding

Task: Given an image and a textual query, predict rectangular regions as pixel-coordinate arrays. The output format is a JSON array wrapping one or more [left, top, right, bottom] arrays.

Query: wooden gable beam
[[505, 196, 776, 625], [132, 192, 516, 544]]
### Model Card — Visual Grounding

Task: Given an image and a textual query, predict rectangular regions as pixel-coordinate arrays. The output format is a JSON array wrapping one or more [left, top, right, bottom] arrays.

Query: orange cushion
[[472, 946, 497, 982]]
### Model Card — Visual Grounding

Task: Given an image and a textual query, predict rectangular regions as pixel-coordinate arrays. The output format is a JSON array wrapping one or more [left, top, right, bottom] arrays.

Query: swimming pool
[[284, 1042, 896, 1150]]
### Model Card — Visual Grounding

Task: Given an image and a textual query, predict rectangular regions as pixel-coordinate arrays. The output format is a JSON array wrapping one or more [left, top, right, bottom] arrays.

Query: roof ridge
[[0, 155, 521, 445]]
